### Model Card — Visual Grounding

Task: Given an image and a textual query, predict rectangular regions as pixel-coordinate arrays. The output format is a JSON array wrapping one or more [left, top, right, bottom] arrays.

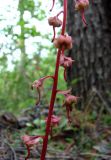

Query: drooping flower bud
[[31, 76, 54, 105], [31, 78, 44, 90], [64, 95, 79, 105], [60, 55, 74, 81], [75, 0, 89, 10], [45, 115, 61, 137], [48, 16, 62, 42], [57, 89, 79, 123], [74, 0, 89, 26], [60, 55, 74, 68], [64, 95, 79, 123], [53, 34, 72, 50], [31, 78, 45, 105], [48, 16, 62, 27], [21, 135, 44, 147], [21, 135, 44, 160], [45, 115, 61, 127]]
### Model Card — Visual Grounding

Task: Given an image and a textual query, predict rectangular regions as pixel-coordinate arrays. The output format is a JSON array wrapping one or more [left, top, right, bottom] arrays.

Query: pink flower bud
[[31, 78, 44, 105], [60, 55, 74, 68], [59, 55, 74, 81], [64, 95, 79, 123], [53, 35, 72, 50], [21, 135, 44, 160], [48, 16, 62, 42], [57, 89, 79, 123], [45, 115, 61, 126], [65, 95, 79, 105], [75, 0, 89, 26], [75, 0, 89, 10], [21, 135, 44, 147], [31, 76, 54, 105], [48, 16, 62, 27], [31, 76, 53, 90], [31, 78, 43, 90]]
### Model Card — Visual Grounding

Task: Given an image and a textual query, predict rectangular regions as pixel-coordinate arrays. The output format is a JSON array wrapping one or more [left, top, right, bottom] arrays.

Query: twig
[[85, 90, 96, 112], [93, 87, 111, 113], [85, 87, 111, 114], [46, 155, 73, 159], [4, 140, 17, 160], [80, 152, 111, 159]]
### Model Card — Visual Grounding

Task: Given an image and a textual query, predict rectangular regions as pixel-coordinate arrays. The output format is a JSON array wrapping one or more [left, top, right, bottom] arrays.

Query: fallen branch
[[80, 152, 111, 159], [4, 140, 17, 160]]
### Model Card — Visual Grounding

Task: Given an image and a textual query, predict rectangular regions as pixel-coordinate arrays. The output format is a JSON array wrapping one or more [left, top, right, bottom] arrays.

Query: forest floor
[[0, 106, 111, 160]]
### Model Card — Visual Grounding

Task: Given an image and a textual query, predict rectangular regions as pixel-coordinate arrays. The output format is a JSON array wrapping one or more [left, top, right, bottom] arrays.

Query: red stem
[[64, 67, 67, 81], [40, 1, 67, 160], [42, 75, 54, 80], [40, 49, 61, 160], [50, 0, 55, 12], [25, 145, 30, 160], [57, 11, 64, 17], [61, 0, 67, 35], [81, 9, 87, 26], [52, 26, 56, 42], [61, 47, 65, 55]]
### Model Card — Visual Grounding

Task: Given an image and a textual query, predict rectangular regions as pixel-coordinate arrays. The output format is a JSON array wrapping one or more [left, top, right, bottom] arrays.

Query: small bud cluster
[[21, 0, 90, 160]]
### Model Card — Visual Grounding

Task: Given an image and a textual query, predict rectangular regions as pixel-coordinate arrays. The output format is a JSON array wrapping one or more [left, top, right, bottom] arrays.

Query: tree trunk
[[67, 0, 111, 110]]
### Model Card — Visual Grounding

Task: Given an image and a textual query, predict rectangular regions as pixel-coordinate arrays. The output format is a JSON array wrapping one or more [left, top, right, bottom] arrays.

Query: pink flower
[[31, 78, 44, 90], [21, 135, 44, 160], [57, 89, 79, 123], [48, 16, 62, 27], [31, 76, 54, 90], [64, 94, 79, 105], [21, 135, 44, 147], [75, 0, 89, 10], [45, 115, 61, 126], [48, 16, 62, 42], [45, 115, 61, 137], [53, 34, 72, 50], [31, 76, 53, 105], [74, 0, 89, 26], [60, 54, 74, 68], [31, 78, 45, 105], [64, 95, 79, 123], [60, 55, 74, 81]]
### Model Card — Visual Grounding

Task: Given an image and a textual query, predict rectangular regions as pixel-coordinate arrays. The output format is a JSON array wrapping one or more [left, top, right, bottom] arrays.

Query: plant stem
[[40, 49, 61, 160], [61, 0, 67, 36], [40, 1, 67, 160], [25, 145, 30, 160]]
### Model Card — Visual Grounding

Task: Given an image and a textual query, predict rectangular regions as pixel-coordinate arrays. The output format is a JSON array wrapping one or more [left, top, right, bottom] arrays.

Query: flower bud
[[53, 35, 72, 50], [75, 0, 89, 10], [64, 95, 79, 105], [45, 115, 61, 126], [74, 0, 89, 26], [60, 55, 74, 68], [21, 135, 44, 147], [31, 76, 53, 105], [48, 16, 62, 27]]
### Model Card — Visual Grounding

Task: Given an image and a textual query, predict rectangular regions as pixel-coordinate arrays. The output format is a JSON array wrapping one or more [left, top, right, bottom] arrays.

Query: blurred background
[[0, 0, 111, 159]]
